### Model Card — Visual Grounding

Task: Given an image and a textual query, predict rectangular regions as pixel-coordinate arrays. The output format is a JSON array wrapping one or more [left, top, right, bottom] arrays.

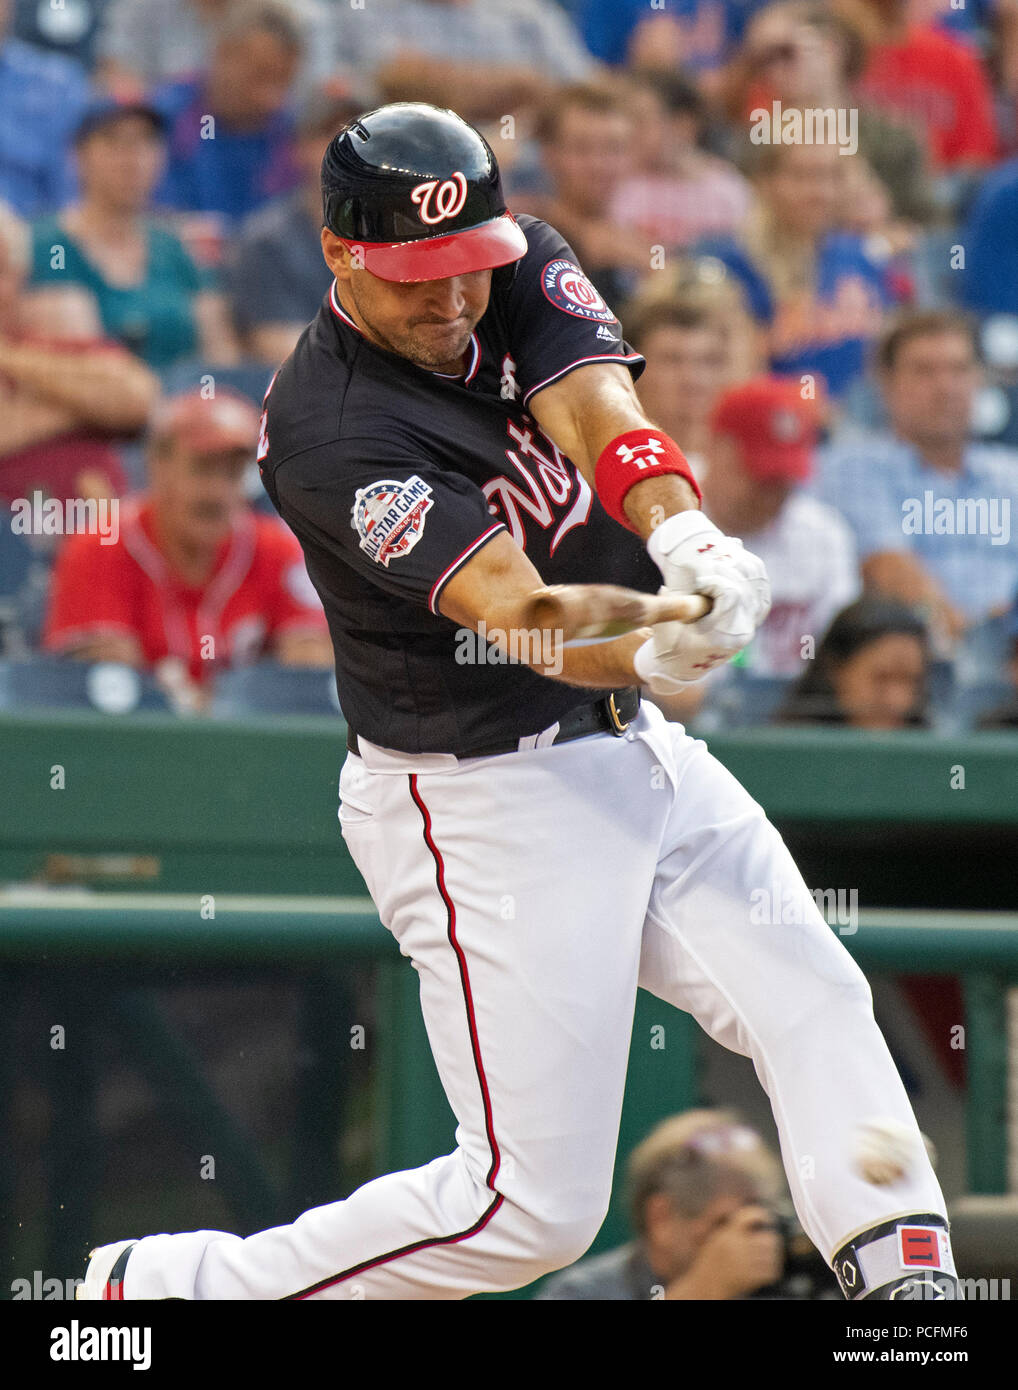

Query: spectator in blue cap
[[25, 97, 238, 367]]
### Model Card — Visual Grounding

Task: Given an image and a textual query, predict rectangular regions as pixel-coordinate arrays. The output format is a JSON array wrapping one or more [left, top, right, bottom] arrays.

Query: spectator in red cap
[[699, 376, 859, 678], [44, 387, 331, 710]]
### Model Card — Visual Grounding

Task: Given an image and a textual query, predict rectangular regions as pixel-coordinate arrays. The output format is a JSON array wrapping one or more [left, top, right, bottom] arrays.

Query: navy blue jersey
[[258, 215, 660, 754]]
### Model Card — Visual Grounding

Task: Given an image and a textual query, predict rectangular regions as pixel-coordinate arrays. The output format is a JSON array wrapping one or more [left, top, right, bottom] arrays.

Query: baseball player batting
[[78, 103, 958, 1302]]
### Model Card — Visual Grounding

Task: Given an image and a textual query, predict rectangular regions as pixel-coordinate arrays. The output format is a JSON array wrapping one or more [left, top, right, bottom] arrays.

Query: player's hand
[[633, 590, 756, 692], [647, 510, 771, 635], [665, 1205, 784, 1301]]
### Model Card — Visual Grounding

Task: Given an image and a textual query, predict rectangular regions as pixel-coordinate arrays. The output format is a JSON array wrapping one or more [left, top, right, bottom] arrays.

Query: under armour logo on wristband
[[615, 438, 666, 467]]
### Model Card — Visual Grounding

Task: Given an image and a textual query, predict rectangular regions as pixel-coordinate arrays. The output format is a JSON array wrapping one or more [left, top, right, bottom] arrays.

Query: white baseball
[[853, 1118, 915, 1185]]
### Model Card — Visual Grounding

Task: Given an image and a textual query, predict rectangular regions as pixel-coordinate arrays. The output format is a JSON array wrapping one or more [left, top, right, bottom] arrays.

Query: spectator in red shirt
[[44, 388, 332, 709], [835, 0, 997, 169]]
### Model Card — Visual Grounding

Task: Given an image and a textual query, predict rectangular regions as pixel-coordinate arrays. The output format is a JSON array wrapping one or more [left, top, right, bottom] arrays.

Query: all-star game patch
[[351, 476, 434, 567], [540, 259, 618, 323]]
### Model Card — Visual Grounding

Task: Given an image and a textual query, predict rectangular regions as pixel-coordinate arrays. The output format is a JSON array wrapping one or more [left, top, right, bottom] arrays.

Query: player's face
[[333, 251, 492, 375], [830, 633, 926, 730]]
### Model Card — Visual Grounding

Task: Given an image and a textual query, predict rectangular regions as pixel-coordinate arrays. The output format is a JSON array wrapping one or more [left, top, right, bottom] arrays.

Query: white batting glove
[[633, 592, 757, 693], [633, 511, 772, 693], [646, 510, 771, 633]]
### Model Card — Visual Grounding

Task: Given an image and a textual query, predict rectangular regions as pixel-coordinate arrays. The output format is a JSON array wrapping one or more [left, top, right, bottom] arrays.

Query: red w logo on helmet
[[411, 172, 468, 225]]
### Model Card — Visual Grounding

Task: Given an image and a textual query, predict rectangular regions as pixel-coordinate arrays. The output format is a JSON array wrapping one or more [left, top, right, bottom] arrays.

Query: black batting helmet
[[321, 102, 528, 283]]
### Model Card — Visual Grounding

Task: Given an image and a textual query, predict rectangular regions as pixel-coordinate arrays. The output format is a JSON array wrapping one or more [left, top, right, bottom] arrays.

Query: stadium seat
[[0, 657, 171, 713], [971, 380, 1018, 448], [210, 662, 342, 718], [692, 670, 794, 731], [955, 680, 1015, 728], [0, 521, 40, 655], [734, 675, 794, 727], [12, 0, 110, 67]]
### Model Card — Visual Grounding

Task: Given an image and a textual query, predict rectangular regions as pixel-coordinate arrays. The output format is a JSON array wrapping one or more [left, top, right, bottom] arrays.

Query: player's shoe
[[833, 1215, 960, 1300], [76, 1240, 138, 1300]]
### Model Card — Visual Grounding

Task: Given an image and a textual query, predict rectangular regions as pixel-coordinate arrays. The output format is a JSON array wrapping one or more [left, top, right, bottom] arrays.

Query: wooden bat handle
[[525, 586, 712, 641]]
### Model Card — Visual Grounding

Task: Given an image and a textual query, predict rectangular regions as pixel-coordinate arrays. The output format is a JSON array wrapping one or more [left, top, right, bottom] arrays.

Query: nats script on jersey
[[258, 216, 659, 755]]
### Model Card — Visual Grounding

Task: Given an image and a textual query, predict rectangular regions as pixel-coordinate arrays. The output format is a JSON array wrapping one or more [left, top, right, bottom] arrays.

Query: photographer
[[536, 1109, 839, 1300]]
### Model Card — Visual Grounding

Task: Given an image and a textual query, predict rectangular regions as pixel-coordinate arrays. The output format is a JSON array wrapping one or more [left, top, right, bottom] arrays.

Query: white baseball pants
[[122, 701, 948, 1299]]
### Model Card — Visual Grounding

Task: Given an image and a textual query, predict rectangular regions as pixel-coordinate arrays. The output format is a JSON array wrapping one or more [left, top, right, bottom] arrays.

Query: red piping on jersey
[[329, 280, 360, 332], [522, 353, 644, 408], [428, 523, 505, 614], [281, 776, 504, 1299]]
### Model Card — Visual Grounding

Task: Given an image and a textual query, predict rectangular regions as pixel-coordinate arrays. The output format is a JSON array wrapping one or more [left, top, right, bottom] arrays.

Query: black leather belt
[[346, 688, 640, 760]]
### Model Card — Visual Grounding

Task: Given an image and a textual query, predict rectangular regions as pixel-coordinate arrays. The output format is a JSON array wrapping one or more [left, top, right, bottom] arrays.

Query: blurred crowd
[[2, 0, 1018, 727]]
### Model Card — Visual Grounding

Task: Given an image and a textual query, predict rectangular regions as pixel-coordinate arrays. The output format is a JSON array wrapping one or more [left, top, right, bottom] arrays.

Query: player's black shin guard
[[832, 1215, 961, 1300]]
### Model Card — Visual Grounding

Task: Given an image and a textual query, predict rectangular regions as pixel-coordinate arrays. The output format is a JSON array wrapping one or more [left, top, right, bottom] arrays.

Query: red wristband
[[594, 429, 701, 532]]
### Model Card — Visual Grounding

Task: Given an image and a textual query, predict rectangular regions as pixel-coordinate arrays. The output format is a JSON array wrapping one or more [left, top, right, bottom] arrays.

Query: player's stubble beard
[[342, 279, 484, 376]]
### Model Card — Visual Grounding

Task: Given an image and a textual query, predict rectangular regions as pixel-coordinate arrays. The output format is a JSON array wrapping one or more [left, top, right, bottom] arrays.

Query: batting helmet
[[321, 102, 528, 283]]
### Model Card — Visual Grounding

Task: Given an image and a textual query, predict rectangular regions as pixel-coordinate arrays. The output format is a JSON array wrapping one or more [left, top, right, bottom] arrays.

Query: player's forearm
[[528, 364, 700, 537], [622, 474, 701, 539], [531, 629, 647, 690]]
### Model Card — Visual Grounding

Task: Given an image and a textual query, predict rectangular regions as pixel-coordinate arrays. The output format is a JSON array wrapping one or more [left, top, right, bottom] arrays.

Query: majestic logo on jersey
[[351, 476, 434, 567], [540, 259, 617, 323], [482, 420, 592, 555], [411, 172, 468, 226]]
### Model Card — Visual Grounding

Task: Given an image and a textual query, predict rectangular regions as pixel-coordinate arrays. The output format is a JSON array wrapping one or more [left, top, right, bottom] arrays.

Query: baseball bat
[[522, 584, 712, 641]]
